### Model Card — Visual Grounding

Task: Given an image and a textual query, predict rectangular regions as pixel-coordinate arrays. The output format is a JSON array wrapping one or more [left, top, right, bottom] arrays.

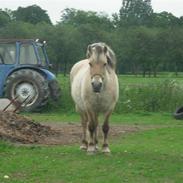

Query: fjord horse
[[70, 43, 119, 153]]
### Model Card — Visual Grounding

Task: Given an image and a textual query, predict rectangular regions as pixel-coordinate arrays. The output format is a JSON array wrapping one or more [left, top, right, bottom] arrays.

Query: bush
[[117, 79, 183, 113]]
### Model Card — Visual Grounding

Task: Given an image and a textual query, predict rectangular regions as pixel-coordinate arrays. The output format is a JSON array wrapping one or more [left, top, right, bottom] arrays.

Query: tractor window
[[0, 43, 16, 64], [37, 46, 47, 66], [20, 44, 37, 65]]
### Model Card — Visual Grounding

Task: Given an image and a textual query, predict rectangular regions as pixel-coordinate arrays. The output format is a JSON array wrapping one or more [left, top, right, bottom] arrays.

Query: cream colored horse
[[70, 43, 119, 153]]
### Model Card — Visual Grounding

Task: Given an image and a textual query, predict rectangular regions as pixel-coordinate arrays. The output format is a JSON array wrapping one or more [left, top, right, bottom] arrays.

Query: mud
[[0, 111, 158, 145], [0, 111, 59, 144]]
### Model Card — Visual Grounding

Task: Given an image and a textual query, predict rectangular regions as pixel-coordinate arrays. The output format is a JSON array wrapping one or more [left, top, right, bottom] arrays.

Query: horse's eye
[[89, 63, 92, 67], [104, 63, 107, 66]]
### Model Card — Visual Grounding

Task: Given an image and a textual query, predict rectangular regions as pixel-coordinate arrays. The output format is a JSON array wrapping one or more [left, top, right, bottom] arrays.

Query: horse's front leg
[[94, 126, 99, 151], [87, 111, 98, 154], [102, 111, 112, 153], [80, 112, 88, 150]]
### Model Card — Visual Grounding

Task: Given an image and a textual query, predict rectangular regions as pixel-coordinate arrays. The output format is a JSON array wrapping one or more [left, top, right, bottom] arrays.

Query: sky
[[0, 0, 183, 24]]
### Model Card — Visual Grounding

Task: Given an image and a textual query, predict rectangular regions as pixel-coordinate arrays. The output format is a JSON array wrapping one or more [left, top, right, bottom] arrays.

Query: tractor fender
[[6, 66, 56, 81]]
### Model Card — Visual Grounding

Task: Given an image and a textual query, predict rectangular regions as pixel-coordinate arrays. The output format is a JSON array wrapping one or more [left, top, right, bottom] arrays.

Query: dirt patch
[[0, 111, 59, 144], [0, 111, 160, 145]]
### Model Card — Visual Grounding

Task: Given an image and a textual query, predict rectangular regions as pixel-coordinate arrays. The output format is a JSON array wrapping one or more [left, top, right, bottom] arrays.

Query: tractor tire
[[173, 106, 183, 120], [49, 80, 61, 101], [4, 69, 49, 112]]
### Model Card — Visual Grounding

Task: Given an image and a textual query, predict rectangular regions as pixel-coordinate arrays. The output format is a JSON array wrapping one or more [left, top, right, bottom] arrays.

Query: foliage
[[0, 3, 183, 76], [118, 78, 183, 113], [119, 0, 153, 26], [152, 12, 180, 27], [13, 5, 52, 24], [0, 9, 11, 27], [60, 8, 113, 30]]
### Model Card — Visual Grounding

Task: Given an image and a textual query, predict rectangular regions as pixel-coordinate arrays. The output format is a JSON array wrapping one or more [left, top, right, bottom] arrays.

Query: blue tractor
[[0, 39, 60, 111]]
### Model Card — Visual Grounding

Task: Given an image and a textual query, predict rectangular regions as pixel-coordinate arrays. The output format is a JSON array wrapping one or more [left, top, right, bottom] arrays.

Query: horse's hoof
[[102, 148, 111, 154], [80, 140, 88, 151], [87, 145, 96, 155], [102, 145, 111, 154], [95, 145, 99, 151], [80, 145, 87, 151]]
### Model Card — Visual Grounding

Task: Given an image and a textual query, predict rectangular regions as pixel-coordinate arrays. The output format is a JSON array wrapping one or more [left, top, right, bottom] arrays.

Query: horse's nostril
[[91, 82, 96, 90], [92, 82, 102, 93]]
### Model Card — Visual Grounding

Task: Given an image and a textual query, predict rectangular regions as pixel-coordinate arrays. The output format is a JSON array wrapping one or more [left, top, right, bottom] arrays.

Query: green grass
[[1, 74, 183, 182], [1, 112, 183, 183], [57, 73, 183, 86], [28, 111, 180, 126], [118, 74, 183, 85], [43, 74, 183, 114], [0, 125, 183, 183]]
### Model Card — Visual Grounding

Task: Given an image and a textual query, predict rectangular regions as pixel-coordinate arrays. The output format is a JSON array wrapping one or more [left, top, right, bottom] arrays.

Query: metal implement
[[0, 95, 30, 112]]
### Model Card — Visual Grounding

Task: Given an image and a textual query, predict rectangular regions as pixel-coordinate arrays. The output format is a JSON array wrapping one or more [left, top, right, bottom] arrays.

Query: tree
[[13, 5, 52, 24], [179, 16, 183, 26], [0, 9, 11, 27], [55, 8, 115, 74], [119, 0, 153, 26], [0, 21, 36, 38], [152, 12, 179, 27], [60, 8, 114, 30], [165, 28, 183, 75], [47, 23, 85, 75]]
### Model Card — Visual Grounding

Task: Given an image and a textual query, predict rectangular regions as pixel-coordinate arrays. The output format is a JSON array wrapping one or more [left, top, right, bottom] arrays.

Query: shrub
[[116, 79, 183, 113]]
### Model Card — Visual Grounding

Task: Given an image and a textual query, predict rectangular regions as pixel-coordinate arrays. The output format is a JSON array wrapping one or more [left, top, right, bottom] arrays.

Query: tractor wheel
[[49, 80, 61, 101], [4, 69, 49, 112], [173, 106, 183, 120]]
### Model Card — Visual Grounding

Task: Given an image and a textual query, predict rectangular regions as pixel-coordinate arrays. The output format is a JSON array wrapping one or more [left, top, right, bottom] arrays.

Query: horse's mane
[[86, 42, 116, 70]]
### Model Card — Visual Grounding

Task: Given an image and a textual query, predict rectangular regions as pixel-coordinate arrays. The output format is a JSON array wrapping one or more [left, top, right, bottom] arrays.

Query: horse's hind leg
[[102, 111, 112, 153], [80, 112, 88, 150]]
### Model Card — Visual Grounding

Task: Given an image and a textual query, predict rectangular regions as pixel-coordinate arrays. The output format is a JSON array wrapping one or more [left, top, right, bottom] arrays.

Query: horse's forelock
[[87, 42, 116, 70], [94, 45, 103, 54], [91, 44, 108, 60]]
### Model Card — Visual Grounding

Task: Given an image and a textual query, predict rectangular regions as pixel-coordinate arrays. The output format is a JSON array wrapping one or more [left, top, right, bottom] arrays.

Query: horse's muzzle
[[91, 75, 103, 93], [91, 81, 102, 93]]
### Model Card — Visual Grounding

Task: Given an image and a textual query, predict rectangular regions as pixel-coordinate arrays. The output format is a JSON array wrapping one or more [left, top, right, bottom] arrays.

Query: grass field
[[1, 112, 183, 183], [44, 73, 183, 114], [28, 111, 178, 125], [1, 74, 183, 182]]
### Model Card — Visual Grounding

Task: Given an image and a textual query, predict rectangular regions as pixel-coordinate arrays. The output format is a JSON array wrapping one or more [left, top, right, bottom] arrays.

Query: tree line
[[0, 1, 183, 76]]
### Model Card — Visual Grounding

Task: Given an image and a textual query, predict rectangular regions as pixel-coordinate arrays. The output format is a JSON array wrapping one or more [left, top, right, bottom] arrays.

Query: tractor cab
[[0, 39, 49, 67]]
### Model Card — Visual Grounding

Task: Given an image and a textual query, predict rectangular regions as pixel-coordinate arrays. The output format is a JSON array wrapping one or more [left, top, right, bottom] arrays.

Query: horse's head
[[86, 43, 116, 93]]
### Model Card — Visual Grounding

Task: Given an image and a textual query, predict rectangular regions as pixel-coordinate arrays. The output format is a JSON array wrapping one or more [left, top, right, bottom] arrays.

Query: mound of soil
[[0, 111, 157, 146], [0, 111, 59, 144]]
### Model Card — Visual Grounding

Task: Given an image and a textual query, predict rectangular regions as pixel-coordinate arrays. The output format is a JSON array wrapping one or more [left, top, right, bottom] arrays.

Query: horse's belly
[[71, 69, 88, 112]]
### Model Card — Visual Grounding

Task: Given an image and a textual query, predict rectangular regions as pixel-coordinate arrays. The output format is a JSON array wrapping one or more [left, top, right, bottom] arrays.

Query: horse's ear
[[104, 46, 108, 54], [86, 45, 92, 58], [107, 56, 113, 68], [107, 54, 116, 70]]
